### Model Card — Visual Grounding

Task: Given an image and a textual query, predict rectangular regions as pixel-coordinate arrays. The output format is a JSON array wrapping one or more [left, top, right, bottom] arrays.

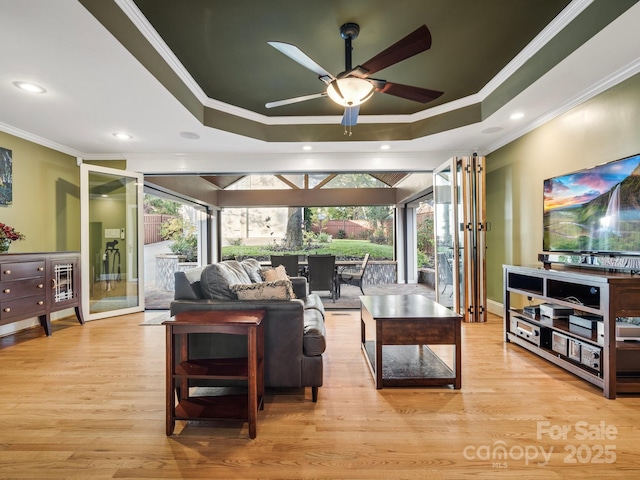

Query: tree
[[284, 207, 303, 249], [417, 215, 435, 267], [328, 206, 354, 220], [143, 194, 181, 215], [364, 205, 392, 230]]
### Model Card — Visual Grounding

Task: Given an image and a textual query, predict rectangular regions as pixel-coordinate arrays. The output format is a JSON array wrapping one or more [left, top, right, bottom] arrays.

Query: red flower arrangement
[[0, 223, 26, 241]]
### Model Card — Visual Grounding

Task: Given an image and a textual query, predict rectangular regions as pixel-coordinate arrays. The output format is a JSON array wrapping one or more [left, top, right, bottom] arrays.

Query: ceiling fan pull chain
[[343, 108, 353, 136]]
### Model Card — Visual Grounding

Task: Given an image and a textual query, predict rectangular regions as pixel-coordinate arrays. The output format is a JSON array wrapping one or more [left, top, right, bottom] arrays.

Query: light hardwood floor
[[1, 309, 639, 479]]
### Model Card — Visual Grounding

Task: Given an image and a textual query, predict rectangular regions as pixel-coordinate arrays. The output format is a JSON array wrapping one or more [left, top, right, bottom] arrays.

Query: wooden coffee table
[[360, 295, 462, 389]]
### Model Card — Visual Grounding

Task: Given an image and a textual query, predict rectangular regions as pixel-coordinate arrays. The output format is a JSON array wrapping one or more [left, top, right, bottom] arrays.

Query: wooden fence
[[144, 214, 175, 244], [314, 220, 371, 239]]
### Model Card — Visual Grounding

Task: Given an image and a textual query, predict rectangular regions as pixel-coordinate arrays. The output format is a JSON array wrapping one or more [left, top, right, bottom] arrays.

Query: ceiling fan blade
[[341, 105, 360, 127], [355, 25, 432, 77], [376, 82, 443, 103], [268, 42, 335, 83], [265, 92, 327, 109]]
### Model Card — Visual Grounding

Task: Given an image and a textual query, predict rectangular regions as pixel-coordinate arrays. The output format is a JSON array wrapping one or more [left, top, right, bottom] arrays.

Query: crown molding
[[479, 0, 592, 98], [485, 56, 640, 155], [114, 0, 209, 105], [82, 153, 128, 161], [0, 122, 84, 158]]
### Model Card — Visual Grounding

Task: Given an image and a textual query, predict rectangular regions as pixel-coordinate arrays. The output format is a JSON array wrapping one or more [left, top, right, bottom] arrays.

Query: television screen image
[[543, 153, 640, 255]]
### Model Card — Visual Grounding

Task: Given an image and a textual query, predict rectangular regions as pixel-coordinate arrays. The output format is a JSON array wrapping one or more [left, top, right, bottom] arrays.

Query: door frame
[[80, 163, 145, 321]]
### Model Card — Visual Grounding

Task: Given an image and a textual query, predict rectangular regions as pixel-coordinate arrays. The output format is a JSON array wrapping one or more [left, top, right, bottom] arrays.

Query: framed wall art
[[0, 147, 12, 205]]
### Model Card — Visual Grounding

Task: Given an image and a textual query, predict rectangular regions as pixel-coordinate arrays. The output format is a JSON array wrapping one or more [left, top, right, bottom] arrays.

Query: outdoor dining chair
[[270, 254, 300, 277], [307, 254, 338, 302], [338, 253, 369, 295]]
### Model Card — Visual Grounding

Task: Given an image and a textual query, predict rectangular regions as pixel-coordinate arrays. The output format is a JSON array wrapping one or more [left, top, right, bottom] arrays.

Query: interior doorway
[[143, 190, 210, 310]]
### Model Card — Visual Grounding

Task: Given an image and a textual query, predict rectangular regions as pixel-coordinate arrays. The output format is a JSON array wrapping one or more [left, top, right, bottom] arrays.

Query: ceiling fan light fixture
[[326, 78, 374, 107]]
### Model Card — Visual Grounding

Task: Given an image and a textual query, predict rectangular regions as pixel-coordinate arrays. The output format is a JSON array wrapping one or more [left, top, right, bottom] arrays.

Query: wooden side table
[[164, 310, 265, 438]]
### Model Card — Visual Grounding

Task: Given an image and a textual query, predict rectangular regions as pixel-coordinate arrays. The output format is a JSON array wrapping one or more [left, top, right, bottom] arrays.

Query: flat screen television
[[543, 153, 640, 255]]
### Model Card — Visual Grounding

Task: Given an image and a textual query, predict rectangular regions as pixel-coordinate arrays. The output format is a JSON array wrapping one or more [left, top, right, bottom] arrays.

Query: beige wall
[[0, 132, 80, 253], [485, 73, 640, 303]]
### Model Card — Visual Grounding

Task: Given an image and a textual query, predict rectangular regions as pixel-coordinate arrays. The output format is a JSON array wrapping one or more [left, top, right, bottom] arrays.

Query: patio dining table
[[259, 258, 364, 299], [259, 259, 363, 272]]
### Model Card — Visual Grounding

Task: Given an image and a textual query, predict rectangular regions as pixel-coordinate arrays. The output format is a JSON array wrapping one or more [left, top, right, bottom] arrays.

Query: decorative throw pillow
[[230, 280, 296, 300], [261, 265, 288, 282], [200, 261, 251, 300], [241, 258, 263, 283]]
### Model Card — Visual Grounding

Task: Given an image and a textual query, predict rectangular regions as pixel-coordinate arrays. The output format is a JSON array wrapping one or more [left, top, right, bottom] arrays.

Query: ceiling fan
[[265, 23, 444, 129]]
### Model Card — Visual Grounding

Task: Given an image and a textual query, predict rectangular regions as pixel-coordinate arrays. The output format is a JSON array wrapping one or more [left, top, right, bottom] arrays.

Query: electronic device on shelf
[[540, 303, 573, 319], [569, 314, 600, 330], [550, 330, 602, 374], [510, 317, 541, 346], [523, 305, 540, 316]]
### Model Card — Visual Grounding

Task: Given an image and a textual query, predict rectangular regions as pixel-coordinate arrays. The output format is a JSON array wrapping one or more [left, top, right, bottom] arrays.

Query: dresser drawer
[[0, 294, 46, 320], [0, 261, 46, 281], [0, 278, 45, 300]]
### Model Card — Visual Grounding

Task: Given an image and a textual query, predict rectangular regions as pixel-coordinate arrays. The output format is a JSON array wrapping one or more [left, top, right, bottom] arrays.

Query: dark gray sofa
[[170, 259, 326, 401]]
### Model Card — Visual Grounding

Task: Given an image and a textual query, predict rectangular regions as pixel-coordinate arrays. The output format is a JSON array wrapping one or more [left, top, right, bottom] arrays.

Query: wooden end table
[[360, 294, 462, 389], [164, 310, 265, 438]]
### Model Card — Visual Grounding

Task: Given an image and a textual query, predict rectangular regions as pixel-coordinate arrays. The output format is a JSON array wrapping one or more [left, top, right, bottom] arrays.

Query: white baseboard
[[487, 299, 503, 317]]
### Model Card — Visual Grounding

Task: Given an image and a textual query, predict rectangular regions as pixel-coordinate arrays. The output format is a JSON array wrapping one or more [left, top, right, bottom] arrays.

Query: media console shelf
[[503, 264, 640, 399]]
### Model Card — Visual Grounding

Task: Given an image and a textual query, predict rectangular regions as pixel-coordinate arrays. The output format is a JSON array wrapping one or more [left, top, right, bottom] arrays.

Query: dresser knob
[[3, 269, 10, 275], [38, 267, 44, 271], [37, 301, 44, 305], [3, 307, 10, 313], [37, 284, 43, 289], [3, 288, 9, 293]]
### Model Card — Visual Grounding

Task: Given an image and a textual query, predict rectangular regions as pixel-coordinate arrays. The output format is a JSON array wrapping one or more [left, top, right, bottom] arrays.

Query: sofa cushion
[[303, 309, 326, 356], [302, 293, 325, 319], [290, 277, 308, 299], [174, 266, 207, 300], [200, 261, 251, 300], [241, 258, 263, 283], [230, 280, 295, 300]]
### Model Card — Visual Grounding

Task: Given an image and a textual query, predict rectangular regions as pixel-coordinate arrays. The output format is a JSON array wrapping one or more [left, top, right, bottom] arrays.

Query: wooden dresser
[[0, 252, 84, 335]]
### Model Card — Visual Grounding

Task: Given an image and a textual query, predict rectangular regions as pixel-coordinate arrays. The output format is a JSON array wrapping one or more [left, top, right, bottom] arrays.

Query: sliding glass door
[[81, 164, 144, 320]]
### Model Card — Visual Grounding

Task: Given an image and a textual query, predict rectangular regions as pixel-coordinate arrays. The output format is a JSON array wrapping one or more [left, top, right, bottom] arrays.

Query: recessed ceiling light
[[302, 145, 312, 151], [510, 112, 524, 120], [180, 131, 200, 140], [112, 132, 133, 140], [13, 81, 46, 94], [380, 145, 390, 150]]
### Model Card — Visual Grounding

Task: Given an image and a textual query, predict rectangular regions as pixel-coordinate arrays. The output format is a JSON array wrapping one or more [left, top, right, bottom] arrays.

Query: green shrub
[[161, 216, 198, 261], [169, 234, 198, 262], [357, 229, 371, 240], [160, 217, 184, 240], [221, 239, 393, 261], [370, 228, 390, 245]]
